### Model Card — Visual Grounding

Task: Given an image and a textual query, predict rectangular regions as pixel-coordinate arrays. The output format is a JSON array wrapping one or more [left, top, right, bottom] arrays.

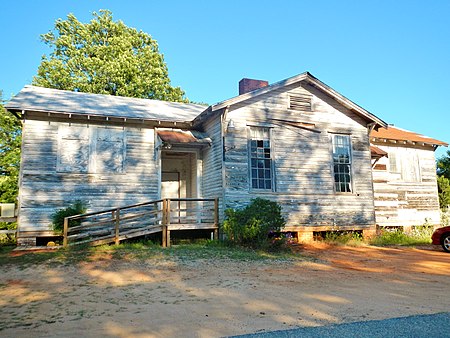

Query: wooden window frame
[[331, 134, 353, 193], [248, 126, 275, 192]]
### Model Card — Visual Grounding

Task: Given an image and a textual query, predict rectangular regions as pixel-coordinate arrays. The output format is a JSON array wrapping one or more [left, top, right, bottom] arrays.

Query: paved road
[[231, 312, 450, 338]]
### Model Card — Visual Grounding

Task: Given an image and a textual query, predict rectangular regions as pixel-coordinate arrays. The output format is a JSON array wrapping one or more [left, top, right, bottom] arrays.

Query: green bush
[[51, 200, 87, 233], [222, 198, 286, 249]]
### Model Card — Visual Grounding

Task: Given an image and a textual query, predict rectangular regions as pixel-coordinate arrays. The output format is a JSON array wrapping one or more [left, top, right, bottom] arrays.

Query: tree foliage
[[438, 176, 450, 210], [437, 151, 450, 210], [33, 10, 188, 102], [0, 91, 21, 203], [437, 150, 450, 180]]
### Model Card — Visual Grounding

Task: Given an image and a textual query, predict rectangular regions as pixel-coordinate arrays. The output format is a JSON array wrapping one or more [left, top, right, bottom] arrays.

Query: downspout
[[220, 106, 230, 229]]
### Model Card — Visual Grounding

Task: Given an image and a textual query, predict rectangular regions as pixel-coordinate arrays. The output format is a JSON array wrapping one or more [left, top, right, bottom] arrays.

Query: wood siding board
[[371, 142, 441, 226], [17, 120, 159, 235], [222, 85, 376, 229]]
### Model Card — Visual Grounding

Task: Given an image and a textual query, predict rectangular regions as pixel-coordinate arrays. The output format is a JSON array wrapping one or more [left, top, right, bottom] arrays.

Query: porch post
[[166, 199, 171, 247], [162, 199, 168, 247], [114, 208, 120, 245], [213, 198, 219, 240], [63, 217, 69, 247]]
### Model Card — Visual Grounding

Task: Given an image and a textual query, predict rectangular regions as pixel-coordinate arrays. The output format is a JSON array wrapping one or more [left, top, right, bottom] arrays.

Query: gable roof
[[6, 73, 389, 130], [5, 85, 206, 123], [371, 125, 448, 147], [193, 72, 388, 128]]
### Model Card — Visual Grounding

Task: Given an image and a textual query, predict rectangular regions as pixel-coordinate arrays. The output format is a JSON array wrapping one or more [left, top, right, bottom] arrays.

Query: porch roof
[[157, 129, 211, 147], [370, 145, 388, 159]]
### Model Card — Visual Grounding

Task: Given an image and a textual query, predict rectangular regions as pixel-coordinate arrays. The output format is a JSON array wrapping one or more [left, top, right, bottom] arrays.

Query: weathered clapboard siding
[[371, 143, 440, 227], [199, 114, 224, 220], [18, 117, 159, 232], [222, 83, 376, 229]]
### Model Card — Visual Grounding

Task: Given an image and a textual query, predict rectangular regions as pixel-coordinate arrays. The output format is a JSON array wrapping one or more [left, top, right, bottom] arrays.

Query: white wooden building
[[5, 72, 446, 246], [370, 126, 447, 229]]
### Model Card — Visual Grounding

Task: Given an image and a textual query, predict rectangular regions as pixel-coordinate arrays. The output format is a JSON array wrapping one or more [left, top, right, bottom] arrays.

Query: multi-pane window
[[250, 127, 273, 190], [332, 134, 352, 193]]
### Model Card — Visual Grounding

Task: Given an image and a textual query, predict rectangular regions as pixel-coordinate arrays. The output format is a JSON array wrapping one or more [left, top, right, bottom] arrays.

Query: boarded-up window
[[389, 151, 399, 173], [289, 94, 312, 111], [332, 134, 352, 193], [389, 148, 421, 182], [57, 125, 125, 174], [57, 126, 89, 173], [249, 127, 273, 190], [400, 149, 421, 182], [94, 128, 125, 173]]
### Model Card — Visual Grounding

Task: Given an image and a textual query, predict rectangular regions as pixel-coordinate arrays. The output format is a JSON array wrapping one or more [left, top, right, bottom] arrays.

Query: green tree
[[437, 150, 450, 179], [0, 91, 21, 204], [33, 10, 188, 102], [438, 176, 450, 210]]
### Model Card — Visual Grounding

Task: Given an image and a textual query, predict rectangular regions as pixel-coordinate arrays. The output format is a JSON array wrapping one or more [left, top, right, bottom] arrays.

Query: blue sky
[[1, 1, 448, 157]]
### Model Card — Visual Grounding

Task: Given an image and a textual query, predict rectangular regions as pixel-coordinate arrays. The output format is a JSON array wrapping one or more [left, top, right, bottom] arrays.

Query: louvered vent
[[289, 94, 312, 111]]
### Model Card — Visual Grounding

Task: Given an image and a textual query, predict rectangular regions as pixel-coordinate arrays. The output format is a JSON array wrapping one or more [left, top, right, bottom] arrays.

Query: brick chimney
[[239, 78, 269, 95]]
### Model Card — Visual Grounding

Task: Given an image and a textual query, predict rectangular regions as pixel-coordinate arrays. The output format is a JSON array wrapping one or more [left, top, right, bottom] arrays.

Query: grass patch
[[317, 230, 365, 246], [0, 239, 303, 268], [369, 226, 433, 246], [317, 226, 433, 247]]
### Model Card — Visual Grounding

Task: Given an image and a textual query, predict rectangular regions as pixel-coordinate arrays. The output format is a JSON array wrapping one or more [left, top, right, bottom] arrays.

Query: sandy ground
[[0, 243, 449, 338]]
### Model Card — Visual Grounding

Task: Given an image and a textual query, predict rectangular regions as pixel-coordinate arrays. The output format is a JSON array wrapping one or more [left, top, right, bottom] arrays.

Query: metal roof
[[157, 129, 211, 145], [370, 145, 388, 159], [5, 85, 207, 123]]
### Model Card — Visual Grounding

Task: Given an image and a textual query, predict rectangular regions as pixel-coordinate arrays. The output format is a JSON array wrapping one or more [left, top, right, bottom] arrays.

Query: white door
[[161, 172, 181, 223], [161, 172, 180, 199]]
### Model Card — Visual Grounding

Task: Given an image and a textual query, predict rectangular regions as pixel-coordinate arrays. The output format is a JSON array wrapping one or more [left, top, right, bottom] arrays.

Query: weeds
[[318, 231, 365, 246], [318, 225, 434, 247], [369, 226, 433, 246]]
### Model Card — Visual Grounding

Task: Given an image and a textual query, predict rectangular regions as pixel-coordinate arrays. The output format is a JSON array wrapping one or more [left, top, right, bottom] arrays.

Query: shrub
[[222, 198, 286, 249], [51, 200, 87, 233]]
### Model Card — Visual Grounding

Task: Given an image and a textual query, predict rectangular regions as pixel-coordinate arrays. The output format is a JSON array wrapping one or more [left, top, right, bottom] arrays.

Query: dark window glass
[[332, 135, 352, 193], [250, 127, 273, 190]]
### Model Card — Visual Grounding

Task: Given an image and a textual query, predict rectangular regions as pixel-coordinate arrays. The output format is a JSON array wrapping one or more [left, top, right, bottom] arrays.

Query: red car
[[431, 226, 450, 252]]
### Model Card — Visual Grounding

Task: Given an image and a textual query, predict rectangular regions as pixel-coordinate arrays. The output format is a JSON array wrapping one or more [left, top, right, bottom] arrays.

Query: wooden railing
[[63, 198, 219, 247]]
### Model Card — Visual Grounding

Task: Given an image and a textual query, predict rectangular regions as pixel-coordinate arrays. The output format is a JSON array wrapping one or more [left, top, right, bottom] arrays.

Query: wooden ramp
[[63, 198, 219, 247]]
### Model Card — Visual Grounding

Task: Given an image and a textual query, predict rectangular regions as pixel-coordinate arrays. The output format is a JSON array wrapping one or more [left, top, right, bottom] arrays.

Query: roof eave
[[195, 72, 388, 129], [12, 108, 193, 128], [304, 73, 388, 129], [371, 136, 448, 148]]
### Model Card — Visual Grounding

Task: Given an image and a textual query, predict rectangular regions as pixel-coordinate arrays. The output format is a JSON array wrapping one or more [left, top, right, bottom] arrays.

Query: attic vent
[[289, 94, 312, 111]]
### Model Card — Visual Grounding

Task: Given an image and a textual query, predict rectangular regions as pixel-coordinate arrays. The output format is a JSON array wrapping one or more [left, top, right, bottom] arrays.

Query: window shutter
[[57, 126, 89, 173], [95, 128, 125, 174]]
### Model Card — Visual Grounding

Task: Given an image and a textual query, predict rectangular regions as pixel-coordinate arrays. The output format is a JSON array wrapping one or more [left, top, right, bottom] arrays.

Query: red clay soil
[[0, 243, 449, 337]]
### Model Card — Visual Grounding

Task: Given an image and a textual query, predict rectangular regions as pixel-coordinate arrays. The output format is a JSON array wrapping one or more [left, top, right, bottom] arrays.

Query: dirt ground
[[0, 243, 449, 338]]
